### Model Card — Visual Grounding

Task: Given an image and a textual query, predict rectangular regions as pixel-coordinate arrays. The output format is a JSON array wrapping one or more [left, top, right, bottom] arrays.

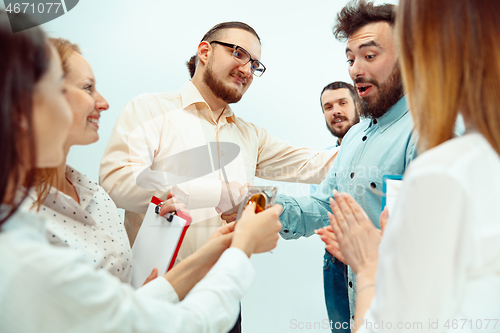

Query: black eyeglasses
[[210, 41, 266, 77]]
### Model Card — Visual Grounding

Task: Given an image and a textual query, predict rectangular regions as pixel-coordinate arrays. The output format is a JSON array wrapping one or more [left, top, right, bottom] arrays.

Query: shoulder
[[123, 90, 183, 115], [128, 90, 181, 104], [406, 133, 499, 184]]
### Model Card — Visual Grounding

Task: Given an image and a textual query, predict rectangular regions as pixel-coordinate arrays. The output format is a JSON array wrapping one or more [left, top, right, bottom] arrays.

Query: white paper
[[131, 202, 187, 289], [385, 179, 403, 216]]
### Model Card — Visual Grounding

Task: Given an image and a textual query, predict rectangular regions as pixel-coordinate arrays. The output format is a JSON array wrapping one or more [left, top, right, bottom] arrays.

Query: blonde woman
[[30, 39, 185, 283], [321, 0, 500, 332]]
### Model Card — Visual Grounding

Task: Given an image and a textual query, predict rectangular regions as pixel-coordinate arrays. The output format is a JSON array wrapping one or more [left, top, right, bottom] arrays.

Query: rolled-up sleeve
[[253, 124, 339, 184], [276, 193, 331, 240]]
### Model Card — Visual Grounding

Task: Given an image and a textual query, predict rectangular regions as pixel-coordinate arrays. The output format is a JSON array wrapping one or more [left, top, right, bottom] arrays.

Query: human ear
[[197, 41, 211, 66]]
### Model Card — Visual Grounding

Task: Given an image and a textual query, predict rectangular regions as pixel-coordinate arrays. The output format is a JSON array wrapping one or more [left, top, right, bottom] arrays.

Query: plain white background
[[3, 0, 396, 331]]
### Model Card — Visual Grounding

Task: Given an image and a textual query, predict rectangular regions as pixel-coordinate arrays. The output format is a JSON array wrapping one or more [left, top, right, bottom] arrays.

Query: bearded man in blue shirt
[[277, 1, 417, 331]]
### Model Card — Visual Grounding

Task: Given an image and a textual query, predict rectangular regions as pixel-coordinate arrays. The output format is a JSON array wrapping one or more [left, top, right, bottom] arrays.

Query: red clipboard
[[131, 196, 191, 289]]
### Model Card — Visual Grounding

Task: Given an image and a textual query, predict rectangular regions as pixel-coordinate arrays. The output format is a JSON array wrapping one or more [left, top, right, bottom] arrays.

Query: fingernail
[[333, 189, 340, 197]]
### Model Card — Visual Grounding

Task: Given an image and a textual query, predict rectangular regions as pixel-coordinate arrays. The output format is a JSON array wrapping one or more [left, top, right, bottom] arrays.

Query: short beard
[[356, 64, 404, 119], [203, 58, 243, 104], [326, 112, 360, 138]]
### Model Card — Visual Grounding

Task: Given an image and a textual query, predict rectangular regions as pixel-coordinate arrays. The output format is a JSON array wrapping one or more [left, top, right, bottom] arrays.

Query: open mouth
[[87, 117, 99, 128], [357, 84, 373, 97], [332, 116, 347, 126]]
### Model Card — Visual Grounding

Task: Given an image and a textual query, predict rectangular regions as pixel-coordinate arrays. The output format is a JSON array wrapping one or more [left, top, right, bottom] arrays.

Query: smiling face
[[32, 47, 73, 167], [321, 88, 359, 139], [63, 52, 109, 147], [346, 22, 404, 118], [203, 28, 261, 104]]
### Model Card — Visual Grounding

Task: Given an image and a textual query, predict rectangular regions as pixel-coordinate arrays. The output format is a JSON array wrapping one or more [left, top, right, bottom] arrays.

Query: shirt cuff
[[135, 276, 180, 304], [171, 179, 222, 210]]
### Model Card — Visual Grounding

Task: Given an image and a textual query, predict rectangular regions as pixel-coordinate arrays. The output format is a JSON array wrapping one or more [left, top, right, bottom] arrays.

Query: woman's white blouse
[[0, 207, 255, 333], [360, 133, 500, 333], [32, 166, 133, 283]]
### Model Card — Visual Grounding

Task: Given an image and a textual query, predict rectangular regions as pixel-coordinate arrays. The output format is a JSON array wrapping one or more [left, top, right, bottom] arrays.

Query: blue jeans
[[323, 250, 350, 332]]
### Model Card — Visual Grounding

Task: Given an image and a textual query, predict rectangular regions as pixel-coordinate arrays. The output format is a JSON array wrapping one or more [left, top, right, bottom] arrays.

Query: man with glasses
[[100, 21, 338, 333]]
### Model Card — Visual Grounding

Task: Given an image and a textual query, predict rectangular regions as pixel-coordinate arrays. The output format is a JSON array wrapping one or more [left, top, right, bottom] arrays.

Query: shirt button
[[221, 151, 225, 156], [283, 229, 289, 233], [362, 136, 367, 141], [370, 182, 376, 188], [350, 172, 355, 179], [373, 119, 378, 124], [349, 281, 353, 288]]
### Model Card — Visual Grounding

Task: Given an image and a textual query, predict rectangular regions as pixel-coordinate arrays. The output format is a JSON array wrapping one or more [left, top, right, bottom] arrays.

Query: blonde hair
[[397, 0, 500, 155], [32, 38, 81, 210]]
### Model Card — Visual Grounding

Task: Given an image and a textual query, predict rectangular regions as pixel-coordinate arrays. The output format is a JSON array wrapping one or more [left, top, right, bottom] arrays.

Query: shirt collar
[[364, 96, 409, 133], [180, 81, 235, 124]]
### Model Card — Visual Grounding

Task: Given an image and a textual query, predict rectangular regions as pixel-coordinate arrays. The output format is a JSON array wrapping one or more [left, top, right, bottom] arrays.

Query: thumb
[[241, 201, 257, 218]]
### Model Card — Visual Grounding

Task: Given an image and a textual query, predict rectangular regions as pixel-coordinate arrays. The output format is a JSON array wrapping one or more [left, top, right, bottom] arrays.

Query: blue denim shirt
[[310, 144, 338, 195], [277, 97, 417, 237]]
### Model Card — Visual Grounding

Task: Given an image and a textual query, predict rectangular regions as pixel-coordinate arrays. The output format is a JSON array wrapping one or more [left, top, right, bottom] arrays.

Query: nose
[[333, 105, 344, 116], [95, 91, 109, 111], [238, 61, 253, 78], [349, 59, 365, 80]]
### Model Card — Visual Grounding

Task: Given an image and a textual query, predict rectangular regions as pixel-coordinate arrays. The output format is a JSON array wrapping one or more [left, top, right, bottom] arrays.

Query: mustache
[[230, 71, 247, 85], [354, 77, 379, 87], [331, 115, 348, 124]]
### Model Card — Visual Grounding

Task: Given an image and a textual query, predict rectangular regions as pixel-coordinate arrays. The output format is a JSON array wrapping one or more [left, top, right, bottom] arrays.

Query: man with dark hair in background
[[309, 81, 359, 329], [310, 81, 360, 330], [100, 21, 338, 333], [276, 1, 418, 331], [310, 81, 359, 195]]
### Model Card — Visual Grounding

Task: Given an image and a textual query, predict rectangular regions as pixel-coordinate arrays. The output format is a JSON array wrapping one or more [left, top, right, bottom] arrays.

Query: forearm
[[353, 273, 376, 332], [257, 147, 339, 184], [277, 193, 331, 239], [164, 251, 213, 301]]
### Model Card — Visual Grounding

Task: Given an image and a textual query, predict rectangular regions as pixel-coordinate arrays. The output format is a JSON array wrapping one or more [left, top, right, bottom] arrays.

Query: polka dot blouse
[[33, 166, 133, 283]]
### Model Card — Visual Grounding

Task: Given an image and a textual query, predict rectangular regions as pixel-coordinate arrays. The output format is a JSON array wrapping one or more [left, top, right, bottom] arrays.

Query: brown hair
[[186, 21, 261, 78], [0, 12, 50, 226], [397, 0, 500, 155], [32, 38, 81, 210], [333, 0, 395, 42]]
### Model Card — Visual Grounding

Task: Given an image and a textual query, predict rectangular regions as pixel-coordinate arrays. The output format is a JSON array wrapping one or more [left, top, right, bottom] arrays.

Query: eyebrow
[[345, 40, 380, 54]]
